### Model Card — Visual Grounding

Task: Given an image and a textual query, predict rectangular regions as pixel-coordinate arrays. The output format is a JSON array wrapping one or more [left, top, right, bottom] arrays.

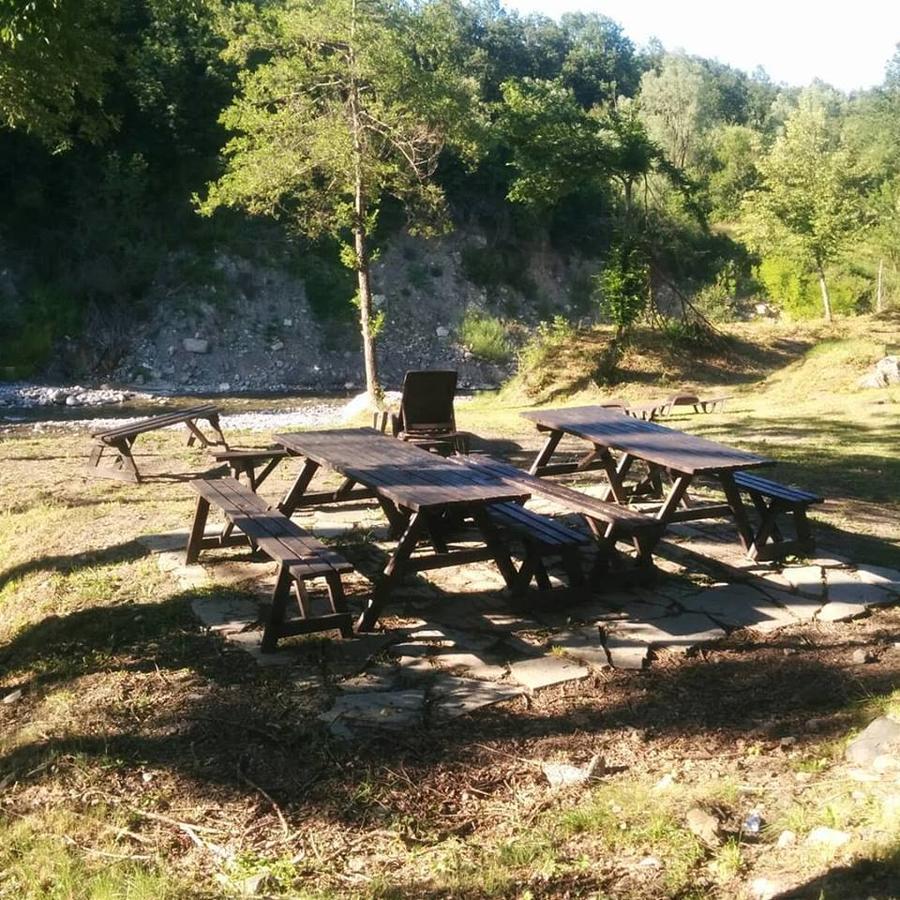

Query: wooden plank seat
[[87, 404, 228, 483], [732, 472, 824, 561], [486, 502, 590, 597], [186, 477, 354, 650], [458, 456, 662, 584]]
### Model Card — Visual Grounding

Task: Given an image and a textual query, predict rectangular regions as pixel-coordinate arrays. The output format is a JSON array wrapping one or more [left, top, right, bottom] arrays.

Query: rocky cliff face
[[90, 229, 589, 393]]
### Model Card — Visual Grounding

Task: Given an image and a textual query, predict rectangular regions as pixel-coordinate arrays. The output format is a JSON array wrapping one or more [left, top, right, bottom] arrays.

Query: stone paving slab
[[191, 595, 258, 634], [753, 584, 824, 622], [605, 613, 727, 657], [551, 627, 610, 669], [509, 656, 590, 692], [430, 675, 524, 720], [853, 565, 900, 594], [226, 631, 295, 667], [677, 583, 797, 634], [430, 652, 508, 681], [602, 629, 650, 670], [319, 689, 426, 733], [781, 565, 825, 597]]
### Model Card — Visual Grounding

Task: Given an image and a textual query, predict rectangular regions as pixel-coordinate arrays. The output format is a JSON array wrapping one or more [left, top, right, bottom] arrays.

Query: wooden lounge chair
[[385, 370, 471, 455], [665, 391, 731, 415], [86, 404, 228, 483]]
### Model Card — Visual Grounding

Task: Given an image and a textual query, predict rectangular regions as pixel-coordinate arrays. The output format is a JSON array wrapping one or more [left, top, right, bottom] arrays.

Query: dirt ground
[[1, 321, 900, 899]]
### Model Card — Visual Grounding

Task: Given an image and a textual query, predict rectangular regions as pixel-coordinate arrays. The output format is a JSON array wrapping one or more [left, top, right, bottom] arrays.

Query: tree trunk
[[876, 257, 884, 313], [817, 267, 833, 323], [348, 0, 380, 404], [353, 212, 379, 403]]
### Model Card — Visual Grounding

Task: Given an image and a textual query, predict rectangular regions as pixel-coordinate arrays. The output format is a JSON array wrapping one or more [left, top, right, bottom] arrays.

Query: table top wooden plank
[[274, 428, 529, 511], [522, 406, 772, 475]]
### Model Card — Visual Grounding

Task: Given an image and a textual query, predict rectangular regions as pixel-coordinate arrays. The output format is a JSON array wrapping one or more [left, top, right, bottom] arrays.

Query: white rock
[[2, 688, 23, 704], [435, 326, 450, 338], [805, 826, 851, 848], [750, 878, 780, 900], [776, 829, 796, 849], [542, 755, 604, 789], [283, 318, 293, 327], [270, 341, 284, 352], [183, 337, 208, 353]]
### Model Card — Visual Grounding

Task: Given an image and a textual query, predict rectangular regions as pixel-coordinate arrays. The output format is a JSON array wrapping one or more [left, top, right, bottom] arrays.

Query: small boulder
[[183, 338, 209, 353], [805, 826, 851, 849], [846, 716, 900, 769], [2, 688, 23, 704], [685, 806, 720, 845], [851, 647, 877, 665]]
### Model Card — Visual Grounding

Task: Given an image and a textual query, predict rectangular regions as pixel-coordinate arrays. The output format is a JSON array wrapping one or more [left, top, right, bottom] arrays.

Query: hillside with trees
[[1, 0, 898, 395]]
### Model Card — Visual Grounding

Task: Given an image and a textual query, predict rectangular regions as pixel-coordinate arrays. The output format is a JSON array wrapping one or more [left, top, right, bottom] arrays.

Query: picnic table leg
[[529, 430, 563, 475], [471, 507, 519, 589], [655, 473, 693, 523], [184, 419, 210, 448], [717, 471, 756, 554], [206, 412, 228, 448], [278, 458, 320, 516], [357, 511, 428, 631], [185, 496, 211, 564], [325, 573, 355, 638], [378, 497, 409, 538], [597, 449, 632, 504]]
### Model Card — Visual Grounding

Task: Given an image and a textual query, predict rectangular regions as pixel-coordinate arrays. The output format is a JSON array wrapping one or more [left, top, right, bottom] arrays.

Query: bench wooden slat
[[456, 456, 660, 537], [488, 501, 589, 547], [733, 472, 824, 505], [93, 404, 220, 439], [197, 477, 352, 576]]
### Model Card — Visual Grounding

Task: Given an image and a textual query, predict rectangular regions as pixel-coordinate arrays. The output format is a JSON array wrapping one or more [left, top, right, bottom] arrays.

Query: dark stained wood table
[[522, 406, 774, 553], [273, 428, 529, 631]]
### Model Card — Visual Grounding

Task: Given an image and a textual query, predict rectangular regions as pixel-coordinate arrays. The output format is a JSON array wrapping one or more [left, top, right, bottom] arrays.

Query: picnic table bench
[[87, 404, 227, 483], [186, 476, 354, 649], [732, 472, 824, 560], [454, 455, 662, 584]]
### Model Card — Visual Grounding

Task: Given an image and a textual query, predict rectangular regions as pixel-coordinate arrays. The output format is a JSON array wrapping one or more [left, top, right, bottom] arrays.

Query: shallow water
[[0, 390, 351, 434]]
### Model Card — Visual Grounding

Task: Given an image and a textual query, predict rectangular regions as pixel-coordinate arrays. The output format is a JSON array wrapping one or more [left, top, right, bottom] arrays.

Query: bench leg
[[325, 572, 355, 638], [185, 496, 211, 564], [472, 507, 519, 590], [718, 472, 755, 554], [262, 564, 294, 652]]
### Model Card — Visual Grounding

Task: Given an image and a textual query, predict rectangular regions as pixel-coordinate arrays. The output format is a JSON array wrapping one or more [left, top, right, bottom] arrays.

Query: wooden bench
[[732, 472, 824, 561], [458, 456, 662, 584], [186, 477, 354, 650], [87, 404, 228, 483], [487, 502, 590, 598]]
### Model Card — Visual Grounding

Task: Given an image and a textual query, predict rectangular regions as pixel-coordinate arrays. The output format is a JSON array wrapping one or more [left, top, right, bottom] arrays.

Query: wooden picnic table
[[521, 405, 774, 553], [273, 428, 529, 631]]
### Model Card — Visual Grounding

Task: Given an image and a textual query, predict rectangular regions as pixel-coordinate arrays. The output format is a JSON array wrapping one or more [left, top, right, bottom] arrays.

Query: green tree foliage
[[740, 89, 867, 321], [638, 53, 718, 171], [595, 242, 648, 334], [0, 0, 119, 145], [199, 0, 478, 400]]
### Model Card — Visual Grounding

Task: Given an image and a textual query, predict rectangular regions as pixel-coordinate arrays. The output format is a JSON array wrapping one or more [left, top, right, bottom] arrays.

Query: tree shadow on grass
[[2, 563, 900, 830], [773, 846, 900, 898]]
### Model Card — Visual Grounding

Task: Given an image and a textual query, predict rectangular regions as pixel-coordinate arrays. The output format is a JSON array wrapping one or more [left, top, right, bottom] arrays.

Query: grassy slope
[[1, 316, 899, 899]]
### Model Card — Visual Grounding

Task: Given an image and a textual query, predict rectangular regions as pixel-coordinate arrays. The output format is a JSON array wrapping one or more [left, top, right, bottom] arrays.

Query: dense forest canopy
[[1, 0, 898, 383]]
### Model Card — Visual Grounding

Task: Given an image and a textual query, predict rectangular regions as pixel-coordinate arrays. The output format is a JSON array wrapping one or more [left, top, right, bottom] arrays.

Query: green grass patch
[[458, 310, 512, 364]]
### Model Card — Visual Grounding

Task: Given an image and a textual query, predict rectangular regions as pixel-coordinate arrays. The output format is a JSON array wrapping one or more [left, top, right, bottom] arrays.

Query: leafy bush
[[758, 256, 867, 319], [594, 245, 648, 333], [458, 310, 512, 363], [693, 265, 739, 323]]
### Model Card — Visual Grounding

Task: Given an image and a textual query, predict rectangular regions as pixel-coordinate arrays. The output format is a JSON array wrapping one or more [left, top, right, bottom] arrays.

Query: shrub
[[458, 310, 512, 363], [594, 245, 648, 334]]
